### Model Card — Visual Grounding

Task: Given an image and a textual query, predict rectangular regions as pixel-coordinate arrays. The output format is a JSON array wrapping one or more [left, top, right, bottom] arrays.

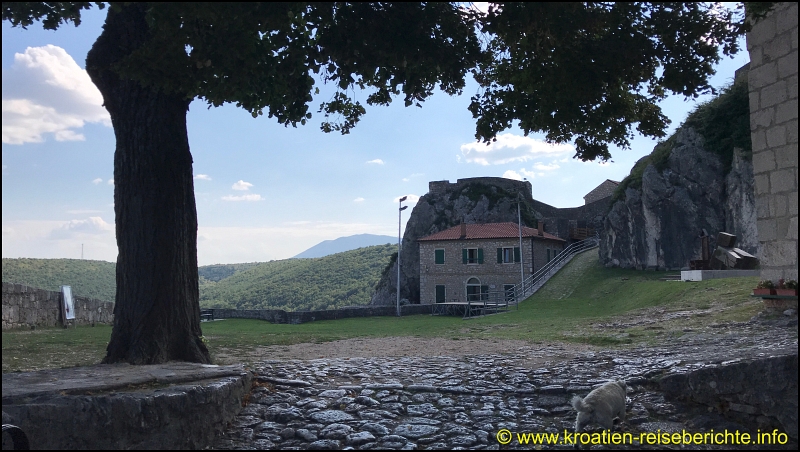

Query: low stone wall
[[2, 282, 114, 330], [660, 353, 798, 441], [2, 363, 251, 449], [210, 304, 433, 324]]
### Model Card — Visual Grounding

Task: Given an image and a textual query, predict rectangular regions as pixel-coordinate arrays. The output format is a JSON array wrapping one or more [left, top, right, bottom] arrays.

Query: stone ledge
[[680, 270, 760, 281], [659, 354, 798, 441], [2, 362, 252, 449]]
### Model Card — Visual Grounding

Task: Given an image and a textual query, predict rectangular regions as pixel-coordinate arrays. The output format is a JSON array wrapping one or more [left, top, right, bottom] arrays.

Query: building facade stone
[[747, 2, 799, 283], [418, 225, 565, 305]]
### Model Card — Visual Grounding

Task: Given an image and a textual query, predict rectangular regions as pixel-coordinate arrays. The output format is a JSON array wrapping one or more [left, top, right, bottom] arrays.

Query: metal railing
[[509, 234, 599, 303], [463, 290, 515, 319], [433, 234, 599, 319]]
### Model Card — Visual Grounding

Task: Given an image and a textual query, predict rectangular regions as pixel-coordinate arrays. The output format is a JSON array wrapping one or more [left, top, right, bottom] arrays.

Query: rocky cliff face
[[371, 178, 537, 305], [600, 128, 757, 270]]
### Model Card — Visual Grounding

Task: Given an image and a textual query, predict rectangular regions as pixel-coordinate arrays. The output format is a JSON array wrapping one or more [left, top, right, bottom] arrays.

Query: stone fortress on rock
[[371, 176, 623, 306]]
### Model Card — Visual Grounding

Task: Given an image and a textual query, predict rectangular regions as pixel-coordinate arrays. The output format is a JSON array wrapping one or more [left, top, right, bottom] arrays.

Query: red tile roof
[[418, 222, 565, 242]]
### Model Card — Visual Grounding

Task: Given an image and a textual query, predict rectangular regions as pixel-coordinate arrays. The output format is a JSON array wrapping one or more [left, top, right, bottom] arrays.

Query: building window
[[466, 277, 488, 302], [462, 248, 483, 264], [497, 247, 520, 263], [504, 284, 515, 302], [434, 249, 445, 265], [435, 285, 446, 303]]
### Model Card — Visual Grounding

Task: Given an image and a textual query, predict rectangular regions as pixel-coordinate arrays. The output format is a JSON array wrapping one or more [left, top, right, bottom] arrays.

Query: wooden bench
[[200, 309, 214, 322]]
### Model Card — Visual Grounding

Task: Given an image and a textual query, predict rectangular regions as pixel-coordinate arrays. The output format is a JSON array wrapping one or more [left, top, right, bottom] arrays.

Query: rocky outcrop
[[725, 147, 758, 254], [600, 128, 758, 270], [371, 177, 538, 305]]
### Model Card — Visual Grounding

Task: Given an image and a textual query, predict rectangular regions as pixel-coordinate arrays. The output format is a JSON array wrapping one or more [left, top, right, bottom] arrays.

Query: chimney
[[460, 222, 467, 239], [537, 221, 543, 236]]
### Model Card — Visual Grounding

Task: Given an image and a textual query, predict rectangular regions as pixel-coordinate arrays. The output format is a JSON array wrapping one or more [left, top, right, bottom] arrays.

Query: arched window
[[466, 277, 487, 302]]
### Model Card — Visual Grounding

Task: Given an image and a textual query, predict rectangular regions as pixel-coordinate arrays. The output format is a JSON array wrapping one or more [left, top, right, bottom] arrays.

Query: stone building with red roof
[[417, 222, 565, 304]]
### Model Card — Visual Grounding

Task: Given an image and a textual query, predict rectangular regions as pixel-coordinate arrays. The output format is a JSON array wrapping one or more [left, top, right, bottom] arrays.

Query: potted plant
[[753, 280, 775, 296], [775, 279, 798, 296]]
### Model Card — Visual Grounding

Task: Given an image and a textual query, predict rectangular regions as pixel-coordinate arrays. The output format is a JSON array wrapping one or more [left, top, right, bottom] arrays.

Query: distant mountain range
[[292, 234, 396, 258]]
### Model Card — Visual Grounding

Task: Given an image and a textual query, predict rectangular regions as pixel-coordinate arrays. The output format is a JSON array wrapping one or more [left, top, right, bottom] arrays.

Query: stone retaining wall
[[209, 304, 433, 324], [2, 282, 114, 330], [660, 353, 798, 441]]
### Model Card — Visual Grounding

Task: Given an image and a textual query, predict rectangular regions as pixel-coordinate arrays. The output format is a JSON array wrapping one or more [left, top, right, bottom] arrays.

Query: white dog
[[571, 380, 627, 435]]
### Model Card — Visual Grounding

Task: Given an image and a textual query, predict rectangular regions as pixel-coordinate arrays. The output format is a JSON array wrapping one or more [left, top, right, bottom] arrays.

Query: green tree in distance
[[2, 2, 770, 364]]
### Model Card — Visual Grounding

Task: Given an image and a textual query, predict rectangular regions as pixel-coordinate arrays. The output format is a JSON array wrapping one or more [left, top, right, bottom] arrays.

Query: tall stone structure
[[371, 177, 617, 305], [747, 2, 798, 283]]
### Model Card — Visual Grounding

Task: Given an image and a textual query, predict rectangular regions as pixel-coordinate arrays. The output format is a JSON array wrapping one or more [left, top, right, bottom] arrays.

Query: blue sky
[[2, 6, 749, 265]]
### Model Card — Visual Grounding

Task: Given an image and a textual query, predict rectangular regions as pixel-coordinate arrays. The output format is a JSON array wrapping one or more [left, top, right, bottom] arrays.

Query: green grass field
[[2, 251, 763, 373]]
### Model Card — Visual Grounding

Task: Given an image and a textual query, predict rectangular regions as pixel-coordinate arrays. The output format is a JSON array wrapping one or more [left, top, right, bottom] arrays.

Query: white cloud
[[502, 168, 544, 180], [107, 178, 114, 185], [48, 216, 114, 239], [533, 162, 560, 171], [232, 180, 253, 191], [3, 220, 118, 262], [2, 45, 111, 145], [502, 170, 523, 181], [460, 2, 490, 15], [366, 159, 385, 165], [460, 133, 574, 166], [92, 178, 103, 185], [222, 194, 263, 201], [194, 174, 212, 181], [353, 197, 365, 203]]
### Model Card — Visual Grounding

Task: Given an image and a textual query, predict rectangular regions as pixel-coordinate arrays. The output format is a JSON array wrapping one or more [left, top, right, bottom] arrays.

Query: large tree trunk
[[86, 4, 210, 364]]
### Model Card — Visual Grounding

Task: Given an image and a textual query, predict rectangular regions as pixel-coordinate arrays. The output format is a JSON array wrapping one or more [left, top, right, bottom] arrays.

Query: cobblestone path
[[211, 316, 797, 450]]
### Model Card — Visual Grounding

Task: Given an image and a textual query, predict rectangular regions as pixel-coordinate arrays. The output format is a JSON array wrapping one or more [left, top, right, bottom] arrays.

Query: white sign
[[61, 285, 75, 320]]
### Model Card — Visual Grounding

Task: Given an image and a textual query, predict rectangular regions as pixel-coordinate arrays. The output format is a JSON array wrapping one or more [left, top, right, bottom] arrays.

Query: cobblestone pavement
[[211, 316, 797, 450]]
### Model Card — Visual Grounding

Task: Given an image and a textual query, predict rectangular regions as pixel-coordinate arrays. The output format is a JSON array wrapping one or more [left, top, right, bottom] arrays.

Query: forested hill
[[199, 244, 395, 311], [3, 244, 394, 310], [2, 258, 117, 301]]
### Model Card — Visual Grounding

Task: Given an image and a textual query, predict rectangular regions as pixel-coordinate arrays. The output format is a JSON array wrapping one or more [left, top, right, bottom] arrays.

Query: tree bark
[[86, 4, 210, 364]]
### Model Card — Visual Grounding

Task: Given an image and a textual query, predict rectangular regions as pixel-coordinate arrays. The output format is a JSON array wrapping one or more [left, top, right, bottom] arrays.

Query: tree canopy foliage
[[470, 2, 757, 161], [2, 1, 772, 365], [3, 2, 480, 133], [3, 2, 768, 159]]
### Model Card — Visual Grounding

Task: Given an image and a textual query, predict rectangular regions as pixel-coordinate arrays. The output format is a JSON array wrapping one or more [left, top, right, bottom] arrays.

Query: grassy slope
[[198, 250, 762, 355], [4, 250, 765, 372], [199, 244, 395, 311], [2, 258, 117, 302]]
